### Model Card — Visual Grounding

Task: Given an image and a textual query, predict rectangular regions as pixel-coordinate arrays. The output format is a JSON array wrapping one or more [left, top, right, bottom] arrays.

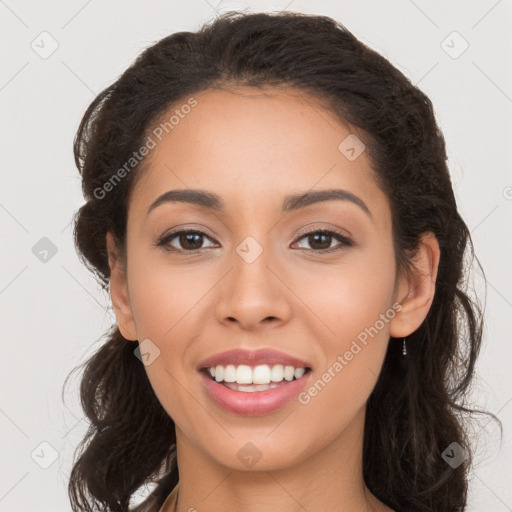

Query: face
[[108, 85, 418, 472]]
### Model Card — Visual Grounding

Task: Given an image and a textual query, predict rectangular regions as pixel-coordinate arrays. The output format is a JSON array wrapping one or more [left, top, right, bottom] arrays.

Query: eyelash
[[155, 228, 353, 255]]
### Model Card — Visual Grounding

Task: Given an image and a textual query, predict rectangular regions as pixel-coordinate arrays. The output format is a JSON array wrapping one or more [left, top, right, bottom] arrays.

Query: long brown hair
[[64, 11, 498, 511]]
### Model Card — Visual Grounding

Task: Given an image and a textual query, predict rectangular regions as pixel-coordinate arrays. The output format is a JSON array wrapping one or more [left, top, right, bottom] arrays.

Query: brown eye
[[293, 229, 353, 253], [156, 228, 353, 255], [157, 230, 216, 253]]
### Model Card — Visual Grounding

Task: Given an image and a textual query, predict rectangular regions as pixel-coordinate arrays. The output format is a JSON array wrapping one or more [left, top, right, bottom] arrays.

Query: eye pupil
[[309, 233, 331, 250], [180, 232, 203, 250]]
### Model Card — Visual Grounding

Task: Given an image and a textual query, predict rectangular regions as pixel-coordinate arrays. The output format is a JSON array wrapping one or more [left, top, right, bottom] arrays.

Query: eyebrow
[[146, 188, 372, 218]]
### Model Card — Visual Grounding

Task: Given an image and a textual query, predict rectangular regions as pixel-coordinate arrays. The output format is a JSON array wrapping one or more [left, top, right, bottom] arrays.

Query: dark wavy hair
[[64, 10, 498, 512]]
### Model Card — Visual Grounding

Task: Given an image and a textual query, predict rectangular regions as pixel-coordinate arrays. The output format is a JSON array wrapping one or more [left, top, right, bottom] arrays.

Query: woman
[[66, 11, 490, 512]]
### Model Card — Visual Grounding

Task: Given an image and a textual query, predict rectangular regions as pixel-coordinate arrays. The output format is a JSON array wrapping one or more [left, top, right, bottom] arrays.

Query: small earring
[[402, 337, 407, 356]]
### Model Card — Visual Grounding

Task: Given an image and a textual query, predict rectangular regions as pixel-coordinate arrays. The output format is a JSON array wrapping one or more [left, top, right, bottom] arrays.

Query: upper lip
[[197, 348, 312, 371]]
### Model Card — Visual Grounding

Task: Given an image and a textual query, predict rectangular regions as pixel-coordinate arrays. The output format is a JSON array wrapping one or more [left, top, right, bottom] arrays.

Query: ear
[[106, 231, 138, 341], [389, 232, 440, 338]]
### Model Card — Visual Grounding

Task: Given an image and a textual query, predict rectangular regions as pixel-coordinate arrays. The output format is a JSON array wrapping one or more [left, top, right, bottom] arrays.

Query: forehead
[[129, 85, 388, 221]]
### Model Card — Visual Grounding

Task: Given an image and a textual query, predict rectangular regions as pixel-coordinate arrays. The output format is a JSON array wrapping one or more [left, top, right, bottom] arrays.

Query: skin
[[106, 86, 440, 512]]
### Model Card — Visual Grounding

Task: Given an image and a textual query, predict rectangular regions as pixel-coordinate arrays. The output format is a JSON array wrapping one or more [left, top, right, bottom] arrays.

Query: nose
[[214, 239, 292, 331]]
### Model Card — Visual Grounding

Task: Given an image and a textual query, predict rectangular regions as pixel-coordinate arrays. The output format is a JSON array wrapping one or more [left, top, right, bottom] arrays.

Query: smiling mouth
[[200, 367, 311, 393]]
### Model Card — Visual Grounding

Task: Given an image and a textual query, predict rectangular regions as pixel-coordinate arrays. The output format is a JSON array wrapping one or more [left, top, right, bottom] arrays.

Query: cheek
[[125, 252, 222, 419], [125, 257, 206, 426], [297, 248, 396, 344], [295, 247, 396, 407], [127, 253, 214, 339]]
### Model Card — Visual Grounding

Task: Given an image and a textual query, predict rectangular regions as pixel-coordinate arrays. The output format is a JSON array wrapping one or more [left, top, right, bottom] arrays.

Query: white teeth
[[223, 364, 237, 383], [253, 365, 271, 384], [214, 365, 224, 382], [270, 364, 284, 382], [236, 365, 253, 384], [294, 367, 305, 379], [223, 382, 281, 392], [207, 363, 308, 385], [284, 365, 295, 381]]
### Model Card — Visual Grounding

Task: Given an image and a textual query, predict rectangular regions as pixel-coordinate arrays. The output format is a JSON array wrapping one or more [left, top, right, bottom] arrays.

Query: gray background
[[1, 0, 511, 510]]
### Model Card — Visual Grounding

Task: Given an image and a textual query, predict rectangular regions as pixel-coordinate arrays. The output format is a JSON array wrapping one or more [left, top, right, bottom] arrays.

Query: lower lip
[[199, 370, 311, 416]]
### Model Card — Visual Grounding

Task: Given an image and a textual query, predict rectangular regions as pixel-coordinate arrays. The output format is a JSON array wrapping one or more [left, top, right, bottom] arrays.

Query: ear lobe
[[389, 232, 440, 338], [106, 231, 138, 341]]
